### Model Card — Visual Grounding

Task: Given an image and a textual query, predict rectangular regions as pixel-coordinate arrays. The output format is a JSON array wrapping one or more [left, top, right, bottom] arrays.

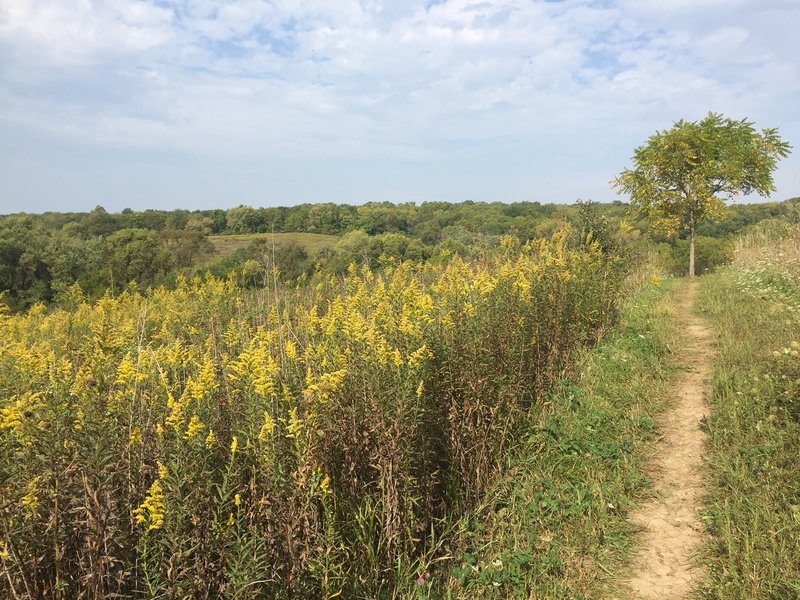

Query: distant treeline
[[0, 216, 213, 311], [7, 198, 797, 239], [1, 198, 798, 311], [7, 201, 579, 240]]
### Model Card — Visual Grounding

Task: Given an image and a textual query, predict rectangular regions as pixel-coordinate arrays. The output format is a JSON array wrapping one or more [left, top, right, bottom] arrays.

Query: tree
[[250, 238, 310, 281], [79, 205, 119, 238], [160, 228, 214, 269], [324, 230, 371, 273], [0, 216, 53, 309], [305, 202, 343, 234], [105, 228, 171, 290], [47, 232, 107, 298], [574, 199, 617, 254], [614, 112, 791, 276], [226, 205, 264, 233]]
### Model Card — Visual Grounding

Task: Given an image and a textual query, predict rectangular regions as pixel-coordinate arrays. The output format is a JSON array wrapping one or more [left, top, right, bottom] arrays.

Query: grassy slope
[[207, 232, 339, 262], [697, 271, 800, 598], [440, 279, 683, 599]]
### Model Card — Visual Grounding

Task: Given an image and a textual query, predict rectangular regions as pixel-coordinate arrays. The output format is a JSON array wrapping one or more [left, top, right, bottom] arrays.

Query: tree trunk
[[688, 225, 696, 278]]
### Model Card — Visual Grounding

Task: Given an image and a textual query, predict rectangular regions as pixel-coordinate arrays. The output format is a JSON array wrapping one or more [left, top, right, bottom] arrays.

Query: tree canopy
[[614, 112, 791, 275]]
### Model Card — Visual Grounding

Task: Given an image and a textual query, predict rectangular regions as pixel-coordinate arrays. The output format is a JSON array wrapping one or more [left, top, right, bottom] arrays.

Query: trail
[[623, 281, 713, 599]]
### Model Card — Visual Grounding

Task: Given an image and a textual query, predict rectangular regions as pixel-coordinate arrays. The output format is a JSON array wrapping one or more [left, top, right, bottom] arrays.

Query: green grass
[[207, 232, 339, 262], [696, 270, 800, 599], [440, 278, 683, 599]]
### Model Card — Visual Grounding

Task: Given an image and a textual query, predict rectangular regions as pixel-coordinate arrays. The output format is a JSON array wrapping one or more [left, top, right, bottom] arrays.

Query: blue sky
[[1, 0, 798, 213]]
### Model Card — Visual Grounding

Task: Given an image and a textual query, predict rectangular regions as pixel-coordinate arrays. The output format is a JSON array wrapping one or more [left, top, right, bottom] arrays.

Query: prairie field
[[0, 232, 626, 598], [1, 0, 797, 594], [208, 232, 339, 263], [696, 223, 800, 598], [4, 210, 800, 599]]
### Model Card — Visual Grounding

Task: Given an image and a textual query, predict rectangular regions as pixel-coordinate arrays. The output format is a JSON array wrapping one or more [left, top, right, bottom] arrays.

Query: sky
[[1, 0, 799, 214]]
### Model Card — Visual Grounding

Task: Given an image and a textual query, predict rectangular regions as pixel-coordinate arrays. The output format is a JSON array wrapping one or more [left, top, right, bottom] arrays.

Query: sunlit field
[[0, 233, 623, 598]]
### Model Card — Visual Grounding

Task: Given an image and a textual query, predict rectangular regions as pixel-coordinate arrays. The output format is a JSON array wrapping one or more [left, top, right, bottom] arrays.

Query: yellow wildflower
[[21, 476, 41, 514], [474, 273, 497, 296], [286, 408, 303, 439], [234, 493, 242, 507], [182, 378, 199, 402], [165, 391, 188, 433], [305, 366, 315, 389], [185, 415, 205, 440], [196, 354, 218, 399], [130, 427, 143, 446], [1, 393, 43, 437], [320, 475, 331, 496], [205, 429, 216, 449], [408, 344, 433, 369], [258, 411, 276, 442], [115, 353, 137, 386], [253, 360, 277, 397], [281, 383, 295, 407], [134, 479, 165, 531], [230, 435, 239, 456], [513, 271, 532, 294], [303, 369, 348, 404], [441, 313, 455, 330], [49, 356, 74, 388]]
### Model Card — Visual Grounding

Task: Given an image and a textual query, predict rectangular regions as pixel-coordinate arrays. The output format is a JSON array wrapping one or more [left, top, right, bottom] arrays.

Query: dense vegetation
[[442, 278, 681, 597], [698, 223, 800, 597], [3, 198, 800, 598], [2, 198, 798, 311], [1, 231, 625, 598]]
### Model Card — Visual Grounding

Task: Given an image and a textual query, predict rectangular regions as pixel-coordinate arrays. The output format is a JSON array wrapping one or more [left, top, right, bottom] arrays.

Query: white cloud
[[0, 0, 174, 66], [1, 0, 798, 210]]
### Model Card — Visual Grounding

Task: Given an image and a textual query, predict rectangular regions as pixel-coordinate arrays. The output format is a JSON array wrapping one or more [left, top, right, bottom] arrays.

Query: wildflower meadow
[[0, 232, 623, 598]]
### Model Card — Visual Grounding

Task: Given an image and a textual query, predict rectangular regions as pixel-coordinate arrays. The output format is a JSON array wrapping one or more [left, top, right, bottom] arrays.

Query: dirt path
[[623, 281, 713, 599]]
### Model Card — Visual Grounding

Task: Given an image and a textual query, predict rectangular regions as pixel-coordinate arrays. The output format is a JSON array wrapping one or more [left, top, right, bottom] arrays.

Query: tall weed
[[0, 233, 623, 598]]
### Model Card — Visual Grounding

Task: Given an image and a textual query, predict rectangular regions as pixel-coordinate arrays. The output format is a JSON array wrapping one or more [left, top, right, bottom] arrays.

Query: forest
[[2, 198, 797, 312]]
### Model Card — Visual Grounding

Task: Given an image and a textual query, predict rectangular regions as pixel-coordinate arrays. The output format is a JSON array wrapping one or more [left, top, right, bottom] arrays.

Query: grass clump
[[697, 266, 800, 598], [441, 277, 682, 599]]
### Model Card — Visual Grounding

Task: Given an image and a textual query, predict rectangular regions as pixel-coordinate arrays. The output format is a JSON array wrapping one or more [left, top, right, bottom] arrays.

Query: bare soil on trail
[[623, 281, 714, 599]]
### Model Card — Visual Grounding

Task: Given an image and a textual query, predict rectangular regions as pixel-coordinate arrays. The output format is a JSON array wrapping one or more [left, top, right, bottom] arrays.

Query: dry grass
[[207, 232, 338, 264], [733, 220, 800, 283], [696, 224, 800, 598]]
